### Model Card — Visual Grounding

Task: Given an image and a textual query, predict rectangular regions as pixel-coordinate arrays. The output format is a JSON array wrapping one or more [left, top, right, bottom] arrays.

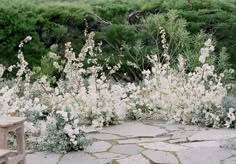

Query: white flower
[[0, 64, 5, 77], [199, 55, 206, 64], [200, 48, 209, 57], [48, 52, 60, 59], [178, 55, 185, 71], [0, 33, 231, 153], [24, 36, 32, 43], [72, 140, 77, 145], [229, 108, 236, 113], [204, 39, 212, 47], [64, 124, 73, 135], [53, 62, 60, 69], [209, 46, 215, 51]]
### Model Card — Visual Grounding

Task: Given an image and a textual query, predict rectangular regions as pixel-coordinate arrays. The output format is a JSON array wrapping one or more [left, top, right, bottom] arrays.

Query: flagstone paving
[[26, 121, 236, 164]]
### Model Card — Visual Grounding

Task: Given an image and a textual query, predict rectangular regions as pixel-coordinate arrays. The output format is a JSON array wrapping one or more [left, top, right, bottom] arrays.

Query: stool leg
[[0, 128, 8, 149], [16, 125, 25, 164], [0, 156, 7, 164]]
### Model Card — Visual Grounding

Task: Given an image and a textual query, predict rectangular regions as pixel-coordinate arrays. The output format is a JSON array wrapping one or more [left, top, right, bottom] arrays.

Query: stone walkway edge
[[26, 121, 236, 164]]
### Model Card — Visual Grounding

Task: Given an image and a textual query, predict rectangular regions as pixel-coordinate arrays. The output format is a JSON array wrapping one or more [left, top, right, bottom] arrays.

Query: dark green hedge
[[0, 0, 236, 70]]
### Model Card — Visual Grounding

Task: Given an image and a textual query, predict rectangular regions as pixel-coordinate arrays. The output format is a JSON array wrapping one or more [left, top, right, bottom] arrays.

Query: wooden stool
[[0, 116, 26, 164], [0, 149, 11, 164]]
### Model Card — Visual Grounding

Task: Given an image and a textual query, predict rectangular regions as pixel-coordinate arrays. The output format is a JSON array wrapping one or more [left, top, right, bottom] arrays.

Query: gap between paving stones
[[57, 154, 65, 164]]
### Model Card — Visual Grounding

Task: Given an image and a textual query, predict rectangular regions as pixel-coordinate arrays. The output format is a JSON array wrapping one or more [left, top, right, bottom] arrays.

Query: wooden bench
[[0, 116, 26, 164]]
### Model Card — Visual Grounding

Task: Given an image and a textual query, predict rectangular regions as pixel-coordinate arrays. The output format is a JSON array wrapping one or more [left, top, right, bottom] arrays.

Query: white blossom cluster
[[127, 36, 231, 128], [225, 108, 236, 128], [0, 34, 127, 152], [0, 31, 234, 152]]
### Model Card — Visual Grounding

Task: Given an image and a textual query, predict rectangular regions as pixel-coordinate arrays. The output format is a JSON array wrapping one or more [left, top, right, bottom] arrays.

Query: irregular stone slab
[[87, 133, 123, 140], [171, 130, 199, 139], [109, 144, 143, 155], [114, 154, 150, 164], [101, 122, 167, 138], [221, 138, 236, 149], [93, 152, 127, 159], [117, 137, 170, 144], [142, 150, 178, 164], [59, 152, 108, 164], [176, 148, 235, 164], [139, 142, 188, 151], [84, 141, 112, 153], [188, 129, 236, 141], [82, 126, 99, 133], [224, 156, 236, 164], [26, 152, 61, 164], [180, 141, 221, 148]]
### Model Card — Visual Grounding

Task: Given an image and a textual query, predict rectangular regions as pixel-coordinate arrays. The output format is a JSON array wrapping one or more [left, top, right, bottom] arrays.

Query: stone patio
[[26, 121, 236, 164]]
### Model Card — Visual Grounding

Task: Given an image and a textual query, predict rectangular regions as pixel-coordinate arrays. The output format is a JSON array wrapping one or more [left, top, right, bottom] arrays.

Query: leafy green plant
[[37, 110, 90, 153], [0, 0, 46, 66], [1, 0, 236, 80]]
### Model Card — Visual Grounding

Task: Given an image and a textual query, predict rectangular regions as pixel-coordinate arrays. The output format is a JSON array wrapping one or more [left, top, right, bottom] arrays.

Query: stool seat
[[0, 116, 26, 128], [0, 149, 10, 158], [0, 116, 26, 164]]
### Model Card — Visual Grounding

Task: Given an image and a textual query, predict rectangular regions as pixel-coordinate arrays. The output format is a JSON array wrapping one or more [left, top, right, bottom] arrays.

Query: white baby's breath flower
[[25, 36, 32, 41], [199, 55, 206, 64], [0, 64, 5, 78], [209, 46, 215, 51], [178, 55, 185, 71], [0, 33, 231, 153], [204, 39, 212, 47], [53, 62, 60, 69], [48, 52, 60, 59]]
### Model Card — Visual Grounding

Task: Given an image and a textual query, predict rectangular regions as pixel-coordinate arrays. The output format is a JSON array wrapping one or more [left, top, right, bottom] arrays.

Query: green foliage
[[0, 0, 95, 67], [33, 44, 60, 77], [0, 0, 235, 80], [33, 109, 91, 153], [0, 0, 47, 66], [33, 56, 57, 76], [142, 10, 209, 71], [38, 124, 89, 153], [96, 24, 138, 46]]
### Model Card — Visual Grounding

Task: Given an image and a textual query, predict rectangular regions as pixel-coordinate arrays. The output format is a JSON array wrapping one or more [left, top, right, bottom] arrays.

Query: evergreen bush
[[0, 0, 235, 79]]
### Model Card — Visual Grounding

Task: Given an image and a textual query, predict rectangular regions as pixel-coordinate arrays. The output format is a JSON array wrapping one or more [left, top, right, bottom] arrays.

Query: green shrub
[[0, 0, 235, 80], [0, 0, 46, 66], [0, 0, 95, 67]]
